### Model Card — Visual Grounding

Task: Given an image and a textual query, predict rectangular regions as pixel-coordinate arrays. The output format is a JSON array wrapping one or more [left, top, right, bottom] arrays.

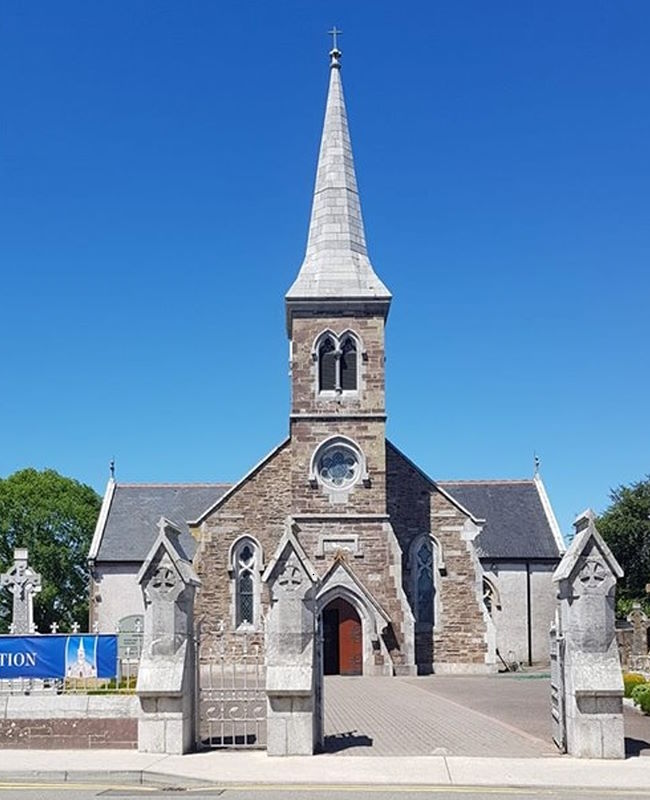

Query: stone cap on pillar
[[137, 516, 201, 593], [262, 518, 319, 587], [553, 508, 623, 587]]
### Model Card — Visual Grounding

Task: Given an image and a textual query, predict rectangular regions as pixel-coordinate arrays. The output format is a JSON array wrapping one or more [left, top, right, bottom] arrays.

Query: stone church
[[88, 45, 565, 674]]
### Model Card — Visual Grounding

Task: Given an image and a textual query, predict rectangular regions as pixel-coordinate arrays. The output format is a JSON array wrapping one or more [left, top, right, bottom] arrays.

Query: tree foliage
[[0, 468, 101, 634], [598, 475, 650, 616]]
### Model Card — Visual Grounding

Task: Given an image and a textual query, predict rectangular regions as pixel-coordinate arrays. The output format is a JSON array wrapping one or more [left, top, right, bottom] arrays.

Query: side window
[[483, 577, 500, 618], [232, 538, 260, 628], [415, 540, 434, 625]]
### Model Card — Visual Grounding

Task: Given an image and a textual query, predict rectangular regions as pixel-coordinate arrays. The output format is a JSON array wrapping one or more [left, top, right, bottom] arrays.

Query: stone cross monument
[[136, 518, 200, 755], [262, 519, 322, 756], [627, 602, 649, 667], [552, 509, 625, 758], [1, 548, 42, 634]]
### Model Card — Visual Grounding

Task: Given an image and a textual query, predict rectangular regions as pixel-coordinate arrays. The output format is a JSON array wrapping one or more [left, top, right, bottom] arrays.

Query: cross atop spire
[[285, 40, 391, 319], [328, 26, 342, 50], [328, 26, 342, 68]]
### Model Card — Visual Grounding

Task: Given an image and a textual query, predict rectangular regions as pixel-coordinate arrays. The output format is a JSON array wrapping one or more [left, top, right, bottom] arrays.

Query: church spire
[[286, 38, 391, 311]]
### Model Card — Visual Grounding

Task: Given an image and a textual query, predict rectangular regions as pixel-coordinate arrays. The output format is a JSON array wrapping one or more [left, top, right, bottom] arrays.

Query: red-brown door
[[323, 598, 362, 676]]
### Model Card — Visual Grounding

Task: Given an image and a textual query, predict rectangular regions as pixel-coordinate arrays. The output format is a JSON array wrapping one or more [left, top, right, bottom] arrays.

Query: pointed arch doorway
[[322, 597, 362, 675]]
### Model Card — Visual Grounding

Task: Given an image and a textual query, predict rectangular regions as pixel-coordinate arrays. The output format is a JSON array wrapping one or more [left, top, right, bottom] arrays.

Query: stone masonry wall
[[290, 313, 386, 415], [296, 519, 410, 669], [386, 442, 488, 668], [0, 695, 138, 749], [290, 418, 386, 515], [191, 440, 292, 650]]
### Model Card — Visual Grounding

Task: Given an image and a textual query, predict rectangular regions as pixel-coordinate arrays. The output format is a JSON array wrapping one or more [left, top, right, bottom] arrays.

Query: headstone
[[1, 549, 42, 635], [262, 519, 322, 756], [136, 518, 200, 755], [118, 614, 144, 660], [627, 603, 649, 657], [552, 509, 625, 759]]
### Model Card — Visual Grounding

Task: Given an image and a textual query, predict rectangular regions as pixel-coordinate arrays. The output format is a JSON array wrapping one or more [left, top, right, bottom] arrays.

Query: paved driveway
[[323, 674, 650, 758]]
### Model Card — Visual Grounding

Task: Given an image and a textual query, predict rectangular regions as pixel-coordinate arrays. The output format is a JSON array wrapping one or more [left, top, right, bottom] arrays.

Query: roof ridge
[[117, 482, 232, 488], [439, 479, 535, 485]]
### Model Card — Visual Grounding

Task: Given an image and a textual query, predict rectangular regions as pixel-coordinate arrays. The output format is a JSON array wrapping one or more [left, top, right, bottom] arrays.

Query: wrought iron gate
[[549, 623, 566, 752], [196, 626, 266, 749]]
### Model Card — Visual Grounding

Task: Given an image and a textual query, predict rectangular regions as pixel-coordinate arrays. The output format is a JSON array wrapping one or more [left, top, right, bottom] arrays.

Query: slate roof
[[438, 480, 563, 560], [94, 484, 230, 562], [286, 49, 391, 303]]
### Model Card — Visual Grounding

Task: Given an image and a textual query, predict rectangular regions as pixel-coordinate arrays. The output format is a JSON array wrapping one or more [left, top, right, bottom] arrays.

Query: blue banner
[[0, 635, 118, 680]]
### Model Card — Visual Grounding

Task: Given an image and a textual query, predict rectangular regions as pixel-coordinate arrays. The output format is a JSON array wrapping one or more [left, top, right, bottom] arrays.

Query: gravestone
[[552, 509, 625, 758], [118, 614, 144, 660], [136, 518, 200, 754], [627, 603, 649, 670], [262, 519, 322, 756], [1, 549, 42, 634]]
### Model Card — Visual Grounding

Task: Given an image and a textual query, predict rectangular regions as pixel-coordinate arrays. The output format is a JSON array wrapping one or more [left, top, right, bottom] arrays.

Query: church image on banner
[[88, 43, 565, 675]]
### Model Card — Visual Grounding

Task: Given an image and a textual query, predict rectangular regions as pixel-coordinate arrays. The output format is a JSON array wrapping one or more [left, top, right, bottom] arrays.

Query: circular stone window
[[317, 444, 361, 489]]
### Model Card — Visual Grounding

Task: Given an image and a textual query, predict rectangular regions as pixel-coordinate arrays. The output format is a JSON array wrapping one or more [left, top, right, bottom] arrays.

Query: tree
[[598, 475, 650, 617], [0, 468, 101, 634]]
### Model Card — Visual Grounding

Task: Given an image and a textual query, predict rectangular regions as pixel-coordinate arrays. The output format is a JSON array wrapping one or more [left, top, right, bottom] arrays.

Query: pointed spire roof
[[286, 44, 391, 311]]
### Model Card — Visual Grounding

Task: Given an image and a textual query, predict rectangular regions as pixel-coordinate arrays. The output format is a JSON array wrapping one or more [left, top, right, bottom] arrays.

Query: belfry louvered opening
[[316, 332, 359, 393]]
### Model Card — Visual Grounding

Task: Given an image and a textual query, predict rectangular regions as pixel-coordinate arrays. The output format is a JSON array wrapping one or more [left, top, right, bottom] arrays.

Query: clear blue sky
[[1, 1, 648, 537]]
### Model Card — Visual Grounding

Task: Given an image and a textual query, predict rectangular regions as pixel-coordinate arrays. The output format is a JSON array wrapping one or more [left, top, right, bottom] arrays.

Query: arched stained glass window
[[234, 540, 258, 627], [415, 540, 434, 625], [340, 337, 357, 391], [318, 336, 337, 391], [482, 578, 500, 618]]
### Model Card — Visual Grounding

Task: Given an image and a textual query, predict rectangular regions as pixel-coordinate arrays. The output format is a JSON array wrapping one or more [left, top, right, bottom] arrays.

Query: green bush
[[636, 687, 650, 715], [623, 672, 647, 697], [631, 682, 650, 705]]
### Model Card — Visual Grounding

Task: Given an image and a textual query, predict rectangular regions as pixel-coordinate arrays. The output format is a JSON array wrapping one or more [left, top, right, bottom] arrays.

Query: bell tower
[[285, 41, 392, 515]]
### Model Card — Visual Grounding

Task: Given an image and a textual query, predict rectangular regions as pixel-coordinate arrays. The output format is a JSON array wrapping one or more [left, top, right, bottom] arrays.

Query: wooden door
[[336, 600, 362, 676]]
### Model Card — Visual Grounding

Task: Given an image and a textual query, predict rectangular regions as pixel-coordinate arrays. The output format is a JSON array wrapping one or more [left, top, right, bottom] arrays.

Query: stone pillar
[[262, 520, 321, 756], [1, 549, 42, 635], [136, 518, 200, 754], [552, 509, 625, 759]]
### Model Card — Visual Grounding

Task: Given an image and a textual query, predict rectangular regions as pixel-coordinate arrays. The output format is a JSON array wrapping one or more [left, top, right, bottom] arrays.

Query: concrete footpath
[[0, 749, 650, 791]]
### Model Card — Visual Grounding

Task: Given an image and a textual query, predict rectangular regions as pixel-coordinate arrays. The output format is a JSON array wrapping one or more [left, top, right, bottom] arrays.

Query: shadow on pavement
[[625, 736, 650, 757], [322, 730, 373, 753]]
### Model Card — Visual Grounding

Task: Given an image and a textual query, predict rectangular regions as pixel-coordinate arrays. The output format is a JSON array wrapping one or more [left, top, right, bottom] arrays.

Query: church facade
[[88, 46, 564, 674]]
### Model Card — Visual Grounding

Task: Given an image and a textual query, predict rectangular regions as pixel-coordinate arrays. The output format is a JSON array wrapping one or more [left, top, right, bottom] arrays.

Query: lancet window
[[315, 332, 359, 393], [482, 577, 500, 618], [231, 537, 261, 628], [409, 534, 443, 628]]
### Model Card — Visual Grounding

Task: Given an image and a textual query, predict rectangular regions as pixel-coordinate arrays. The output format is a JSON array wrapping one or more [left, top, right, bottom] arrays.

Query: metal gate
[[549, 623, 566, 752], [196, 626, 266, 749]]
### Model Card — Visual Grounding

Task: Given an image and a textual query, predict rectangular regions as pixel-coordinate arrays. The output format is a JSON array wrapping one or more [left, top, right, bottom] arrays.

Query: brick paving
[[323, 675, 558, 757], [324, 673, 650, 757]]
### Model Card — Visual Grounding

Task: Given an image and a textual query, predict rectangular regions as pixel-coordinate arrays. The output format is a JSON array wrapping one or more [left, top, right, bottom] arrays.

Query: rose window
[[318, 446, 360, 489]]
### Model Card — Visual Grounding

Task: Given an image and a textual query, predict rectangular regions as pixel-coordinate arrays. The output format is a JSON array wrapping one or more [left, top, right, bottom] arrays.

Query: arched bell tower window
[[318, 336, 337, 391], [314, 331, 360, 394], [340, 336, 357, 391], [230, 537, 262, 629]]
